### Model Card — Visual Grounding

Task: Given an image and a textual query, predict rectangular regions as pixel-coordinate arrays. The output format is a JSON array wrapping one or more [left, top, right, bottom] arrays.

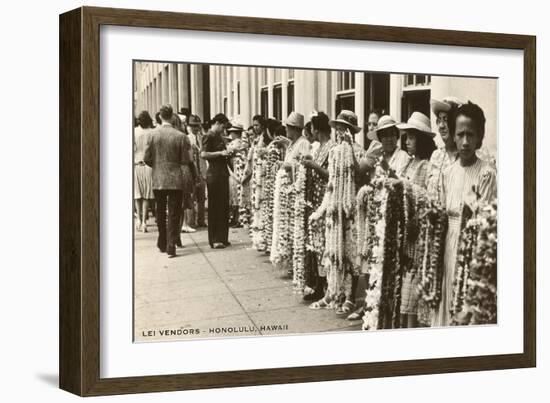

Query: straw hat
[[329, 110, 361, 134], [430, 96, 463, 115], [187, 114, 202, 126], [367, 115, 398, 141], [227, 122, 244, 132], [397, 111, 435, 138], [284, 111, 305, 129]]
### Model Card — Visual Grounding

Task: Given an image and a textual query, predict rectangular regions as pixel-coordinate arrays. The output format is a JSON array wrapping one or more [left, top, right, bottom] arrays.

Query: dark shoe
[[223, 241, 231, 247], [167, 248, 176, 258]]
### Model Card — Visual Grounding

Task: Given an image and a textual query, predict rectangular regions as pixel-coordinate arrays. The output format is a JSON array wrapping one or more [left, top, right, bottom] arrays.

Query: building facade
[[135, 62, 496, 154]]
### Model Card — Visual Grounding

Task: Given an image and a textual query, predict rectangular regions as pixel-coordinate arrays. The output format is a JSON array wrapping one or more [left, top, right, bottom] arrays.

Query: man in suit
[[144, 104, 192, 257]]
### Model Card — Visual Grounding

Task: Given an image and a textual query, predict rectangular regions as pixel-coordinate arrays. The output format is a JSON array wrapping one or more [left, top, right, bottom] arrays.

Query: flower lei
[[251, 143, 282, 252], [452, 201, 497, 325], [270, 167, 294, 269], [292, 162, 308, 293], [317, 140, 357, 304], [414, 198, 447, 309], [250, 146, 266, 250], [451, 203, 476, 318], [358, 175, 448, 330], [358, 179, 387, 330]]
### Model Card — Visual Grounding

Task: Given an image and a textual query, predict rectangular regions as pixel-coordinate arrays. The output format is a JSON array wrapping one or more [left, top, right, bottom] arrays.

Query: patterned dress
[[304, 139, 336, 290], [398, 158, 431, 315], [433, 157, 497, 327], [134, 126, 154, 200]]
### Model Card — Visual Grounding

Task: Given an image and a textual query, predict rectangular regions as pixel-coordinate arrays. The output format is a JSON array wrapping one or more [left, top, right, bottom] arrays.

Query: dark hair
[[247, 125, 254, 131], [171, 113, 185, 132], [154, 112, 162, 125], [311, 112, 331, 134], [159, 104, 173, 121], [368, 109, 382, 119], [252, 115, 266, 128], [211, 113, 229, 125], [274, 125, 287, 138], [180, 107, 190, 118], [400, 130, 437, 160], [378, 125, 400, 139], [449, 101, 486, 149], [264, 118, 281, 145], [137, 111, 154, 129], [304, 121, 312, 135]]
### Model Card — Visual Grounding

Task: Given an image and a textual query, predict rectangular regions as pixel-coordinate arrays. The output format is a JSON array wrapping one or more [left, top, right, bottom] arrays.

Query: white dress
[[433, 157, 497, 327]]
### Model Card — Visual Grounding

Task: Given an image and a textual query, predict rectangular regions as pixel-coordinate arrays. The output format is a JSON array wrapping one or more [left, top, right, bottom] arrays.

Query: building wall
[[135, 62, 497, 156]]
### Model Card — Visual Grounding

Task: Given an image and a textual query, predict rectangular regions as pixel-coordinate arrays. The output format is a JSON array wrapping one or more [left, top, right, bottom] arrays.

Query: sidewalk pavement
[[134, 221, 362, 342]]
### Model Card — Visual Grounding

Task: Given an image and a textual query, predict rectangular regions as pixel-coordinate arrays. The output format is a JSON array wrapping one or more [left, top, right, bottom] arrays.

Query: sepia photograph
[[132, 61, 497, 342]]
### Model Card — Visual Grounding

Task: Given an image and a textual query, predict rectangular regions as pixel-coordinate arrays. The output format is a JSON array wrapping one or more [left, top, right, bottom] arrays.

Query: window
[[287, 81, 295, 115], [335, 93, 355, 116], [273, 84, 282, 120], [404, 74, 431, 87], [223, 97, 227, 115], [260, 88, 268, 117], [337, 71, 355, 91], [288, 69, 295, 80], [401, 90, 430, 122]]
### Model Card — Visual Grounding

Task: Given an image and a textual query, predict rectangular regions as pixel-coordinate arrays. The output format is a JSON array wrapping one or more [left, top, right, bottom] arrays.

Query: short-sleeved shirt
[[202, 131, 229, 178]]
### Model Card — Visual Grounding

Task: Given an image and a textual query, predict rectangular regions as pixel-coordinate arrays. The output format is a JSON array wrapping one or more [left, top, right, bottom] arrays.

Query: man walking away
[[144, 104, 192, 257]]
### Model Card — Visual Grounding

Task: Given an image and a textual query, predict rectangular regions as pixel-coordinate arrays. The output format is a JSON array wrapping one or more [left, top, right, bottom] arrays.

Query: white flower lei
[[292, 163, 308, 293], [317, 141, 357, 301]]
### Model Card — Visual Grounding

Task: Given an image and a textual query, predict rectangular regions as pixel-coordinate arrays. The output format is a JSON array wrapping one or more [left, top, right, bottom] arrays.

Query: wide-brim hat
[[284, 111, 305, 129], [431, 96, 463, 115], [187, 114, 202, 126], [329, 110, 361, 134], [397, 111, 435, 138], [367, 115, 398, 141], [227, 122, 244, 132]]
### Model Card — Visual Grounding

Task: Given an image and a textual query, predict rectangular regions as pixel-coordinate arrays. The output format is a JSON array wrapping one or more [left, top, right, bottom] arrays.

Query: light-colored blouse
[[134, 126, 152, 164]]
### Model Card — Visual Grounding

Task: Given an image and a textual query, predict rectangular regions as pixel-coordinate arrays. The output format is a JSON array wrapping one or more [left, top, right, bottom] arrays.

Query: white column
[[250, 68, 258, 115], [281, 69, 289, 117], [296, 69, 316, 117], [317, 70, 331, 114], [209, 65, 217, 118], [190, 64, 204, 119], [168, 64, 178, 110], [240, 67, 251, 127], [267, 68, 274, 118], [330, 71, 338, 118], [355, 72, 365, 148], [389, 74, 403, 121], [162, 66, 169, 105]]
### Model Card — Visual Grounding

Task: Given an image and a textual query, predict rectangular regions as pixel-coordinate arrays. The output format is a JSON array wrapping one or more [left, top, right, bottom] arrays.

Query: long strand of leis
[[270, 166, 293, 268], [462, 201, 497, 325], [261, 144, 282, 253], [319, 140, 356, 304], [250, 147, 266, 250], [362, 180, 388, 330], [451, 203, 478, 318], [452, 200, 497, 325], [292, 162, 308, 293]]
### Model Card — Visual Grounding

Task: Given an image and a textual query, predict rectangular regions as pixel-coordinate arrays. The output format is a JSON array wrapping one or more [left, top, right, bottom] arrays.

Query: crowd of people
[[134, 95, 497, 330]]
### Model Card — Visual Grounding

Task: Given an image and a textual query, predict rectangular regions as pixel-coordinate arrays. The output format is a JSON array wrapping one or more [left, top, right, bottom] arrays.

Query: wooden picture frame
[[59, 6, 536, 396]]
